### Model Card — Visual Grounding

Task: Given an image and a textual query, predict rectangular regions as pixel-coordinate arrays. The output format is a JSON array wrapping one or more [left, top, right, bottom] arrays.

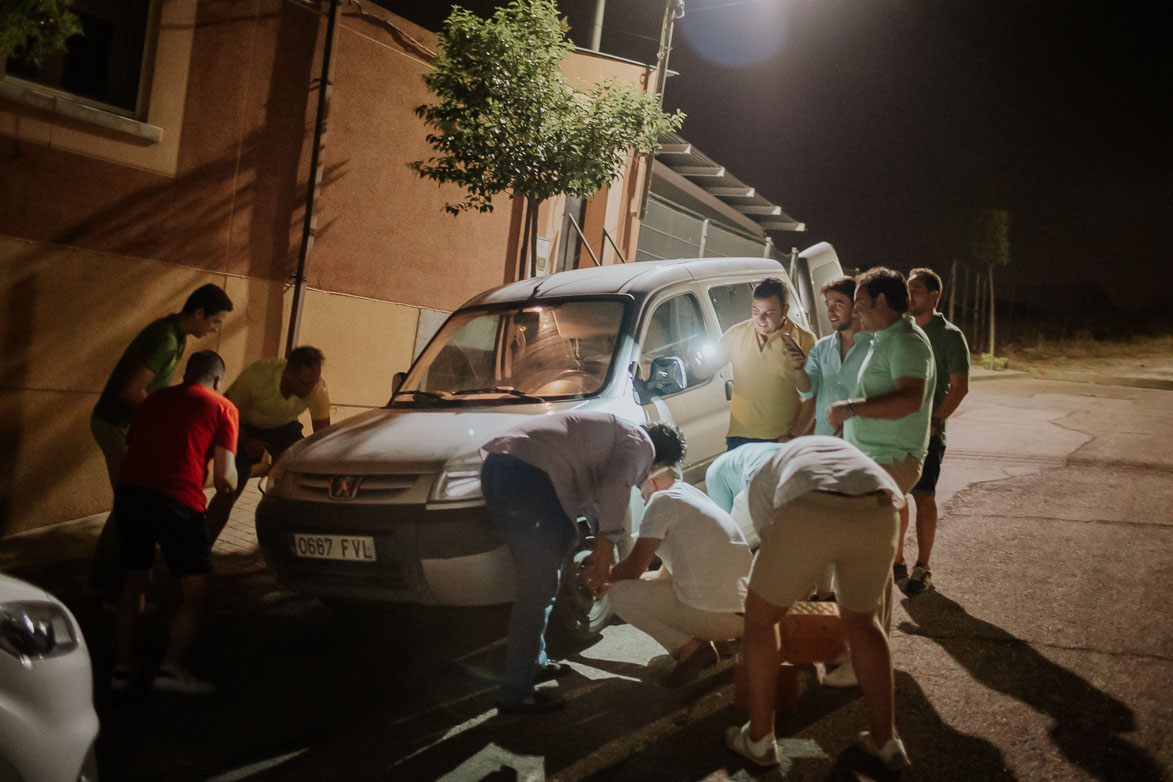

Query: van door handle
[[725, 380, 733, 401]]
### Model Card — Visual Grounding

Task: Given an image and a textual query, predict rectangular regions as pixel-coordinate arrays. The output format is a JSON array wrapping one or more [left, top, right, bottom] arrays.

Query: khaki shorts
[[879, 454, 924, 496], [748, 492, 899, 614]]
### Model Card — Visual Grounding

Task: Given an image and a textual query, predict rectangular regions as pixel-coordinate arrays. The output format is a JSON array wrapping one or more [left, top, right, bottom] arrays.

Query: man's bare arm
[[932, 373, 969, 426], [828, 376, 926, 429], [119, 364, 157, 409], [608, 538, 662, 584], [212, 445, 238, 496], [311, 416, 331, 432]]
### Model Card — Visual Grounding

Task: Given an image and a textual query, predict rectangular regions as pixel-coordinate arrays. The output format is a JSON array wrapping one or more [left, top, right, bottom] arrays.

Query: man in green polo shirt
[[900, 267, 970, 595], [828, 266, 934, 664], [718, 277, 816, 451], [89, 283, 234, 600]]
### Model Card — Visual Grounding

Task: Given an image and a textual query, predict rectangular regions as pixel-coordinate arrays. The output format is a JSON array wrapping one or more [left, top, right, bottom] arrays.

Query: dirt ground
[[997, 334, 1173, 382]]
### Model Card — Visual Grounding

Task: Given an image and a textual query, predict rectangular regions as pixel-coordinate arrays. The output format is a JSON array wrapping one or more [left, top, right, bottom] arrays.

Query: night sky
[[389, 1, 1171, 313]]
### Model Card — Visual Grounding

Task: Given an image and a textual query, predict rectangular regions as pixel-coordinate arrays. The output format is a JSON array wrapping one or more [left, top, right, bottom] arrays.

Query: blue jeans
[[725, 436, 776, 451], [481, 453, 578, 704]]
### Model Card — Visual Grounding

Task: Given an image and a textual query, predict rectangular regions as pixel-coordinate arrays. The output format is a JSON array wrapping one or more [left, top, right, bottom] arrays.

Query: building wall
[[0, 1, 651, 535]]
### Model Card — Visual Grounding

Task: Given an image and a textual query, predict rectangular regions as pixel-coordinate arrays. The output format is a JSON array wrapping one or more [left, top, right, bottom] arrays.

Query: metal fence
[[636, 194, 777, 262]]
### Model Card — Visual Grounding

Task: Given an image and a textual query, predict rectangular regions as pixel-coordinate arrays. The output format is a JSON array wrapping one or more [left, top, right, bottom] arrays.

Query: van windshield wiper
[[451, 387, 546, 403], [391, 389, 450, 402]]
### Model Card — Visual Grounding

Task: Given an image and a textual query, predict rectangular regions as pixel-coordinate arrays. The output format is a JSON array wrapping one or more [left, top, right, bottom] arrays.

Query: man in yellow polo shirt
[[205, 346, 331, 539], [719, 277, 816, 451]]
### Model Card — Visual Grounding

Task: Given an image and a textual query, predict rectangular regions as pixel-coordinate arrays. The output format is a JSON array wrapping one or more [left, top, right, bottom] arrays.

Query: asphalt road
[[8, 376, 1173, 782]]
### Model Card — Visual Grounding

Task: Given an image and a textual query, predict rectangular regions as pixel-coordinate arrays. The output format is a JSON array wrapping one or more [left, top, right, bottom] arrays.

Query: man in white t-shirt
[[606, 423, 752, 688]]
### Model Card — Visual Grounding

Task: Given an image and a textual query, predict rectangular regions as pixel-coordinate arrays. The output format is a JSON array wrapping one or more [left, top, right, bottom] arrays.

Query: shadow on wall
[[900, 590, 1164, 782], [0, 0, 351, 532]]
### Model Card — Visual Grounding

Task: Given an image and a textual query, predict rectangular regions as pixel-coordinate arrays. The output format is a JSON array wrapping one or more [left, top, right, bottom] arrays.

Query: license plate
[[291, 533, 377, 562]]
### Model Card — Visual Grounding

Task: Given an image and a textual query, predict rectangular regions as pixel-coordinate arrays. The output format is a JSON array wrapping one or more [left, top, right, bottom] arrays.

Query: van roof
[[467, 257, 786, 306]]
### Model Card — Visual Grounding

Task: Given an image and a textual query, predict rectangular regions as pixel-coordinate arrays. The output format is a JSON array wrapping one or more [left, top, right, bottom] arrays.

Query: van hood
[[282, 401, 591, 474]]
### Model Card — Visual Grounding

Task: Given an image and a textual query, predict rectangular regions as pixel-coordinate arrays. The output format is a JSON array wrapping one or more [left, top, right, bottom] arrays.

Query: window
[[4, 0, 152, 116], [709, 283, 754, 333], [640, 294, 710, 396]]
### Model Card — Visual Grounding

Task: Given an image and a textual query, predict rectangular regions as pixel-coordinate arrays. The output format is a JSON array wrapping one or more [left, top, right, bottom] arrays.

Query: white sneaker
[[859, 731, 911, 770], [152, 666, 216, 695], [823, 658, 858, 687], [723, 722, 778, 767]]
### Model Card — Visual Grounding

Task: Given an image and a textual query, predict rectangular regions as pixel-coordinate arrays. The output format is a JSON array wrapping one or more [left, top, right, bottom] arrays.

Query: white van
[[256, 252, 842, 639]]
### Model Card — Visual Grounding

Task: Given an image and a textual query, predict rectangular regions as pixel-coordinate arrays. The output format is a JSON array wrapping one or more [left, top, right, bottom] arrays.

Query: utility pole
[[590, 0, 605, 51], [637, 0, 685, 220], [286, 0, 341, 357]]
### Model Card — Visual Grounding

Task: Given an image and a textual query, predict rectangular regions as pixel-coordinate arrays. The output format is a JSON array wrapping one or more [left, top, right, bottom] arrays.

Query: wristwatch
[[845, 400, 857, 418]]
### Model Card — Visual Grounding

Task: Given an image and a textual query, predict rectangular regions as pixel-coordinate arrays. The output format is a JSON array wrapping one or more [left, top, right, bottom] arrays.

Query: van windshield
[[391, 299, 629, 406]]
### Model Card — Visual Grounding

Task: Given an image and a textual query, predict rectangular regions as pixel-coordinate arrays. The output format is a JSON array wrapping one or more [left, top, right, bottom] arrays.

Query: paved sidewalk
[[0, 480, 278, 618]]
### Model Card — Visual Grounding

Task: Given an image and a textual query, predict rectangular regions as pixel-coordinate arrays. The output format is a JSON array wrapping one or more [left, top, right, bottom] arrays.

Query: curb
[[1024, 367, 1173, 391]]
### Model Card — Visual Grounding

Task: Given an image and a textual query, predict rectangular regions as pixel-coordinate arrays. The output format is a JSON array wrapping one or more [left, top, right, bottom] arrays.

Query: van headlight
[[430, 457, 484, 502], [0, 601, 79, 661], [265, 454, 289, 494]]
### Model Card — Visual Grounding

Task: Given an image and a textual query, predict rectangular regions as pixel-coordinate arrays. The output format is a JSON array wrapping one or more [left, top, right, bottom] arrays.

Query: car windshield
[[391, 299, 629, 406]]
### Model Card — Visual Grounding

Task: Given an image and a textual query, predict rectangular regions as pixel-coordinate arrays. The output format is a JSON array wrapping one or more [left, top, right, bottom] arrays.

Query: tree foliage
[[0, 0, 82, 65], [410, 0, 685, 216], [971, 207, 1010, 367], [971, 207, 1011, 269]]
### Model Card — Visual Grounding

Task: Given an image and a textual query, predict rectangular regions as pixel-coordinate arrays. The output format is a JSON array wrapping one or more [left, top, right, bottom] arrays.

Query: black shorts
[[911, 436, 946, 496], [114, 486, 213, 577]]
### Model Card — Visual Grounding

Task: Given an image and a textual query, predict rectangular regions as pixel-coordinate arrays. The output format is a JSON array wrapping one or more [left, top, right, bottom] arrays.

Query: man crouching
[[606, 423, 752, 687], [725, 435, 910, 770]]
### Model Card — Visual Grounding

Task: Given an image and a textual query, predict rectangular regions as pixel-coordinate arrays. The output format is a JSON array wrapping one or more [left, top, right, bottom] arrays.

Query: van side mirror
[[387, 371, 407, 405], [645, 356, 686, 397]]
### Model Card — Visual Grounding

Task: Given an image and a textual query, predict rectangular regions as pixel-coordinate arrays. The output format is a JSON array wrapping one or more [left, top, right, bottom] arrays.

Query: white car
[[256, 252, 842, 640], [0, 573, 99, 782]]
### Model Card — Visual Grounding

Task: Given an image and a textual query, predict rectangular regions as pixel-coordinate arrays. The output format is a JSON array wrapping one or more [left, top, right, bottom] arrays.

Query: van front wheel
[[549, 539, 615, 645]]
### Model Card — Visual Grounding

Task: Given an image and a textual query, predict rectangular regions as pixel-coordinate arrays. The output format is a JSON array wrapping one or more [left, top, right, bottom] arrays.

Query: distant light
[[680, 1, 789, 68]]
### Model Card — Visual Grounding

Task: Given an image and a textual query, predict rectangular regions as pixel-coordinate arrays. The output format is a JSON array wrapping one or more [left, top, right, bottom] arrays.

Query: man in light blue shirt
[[786, 276, 872, 436]]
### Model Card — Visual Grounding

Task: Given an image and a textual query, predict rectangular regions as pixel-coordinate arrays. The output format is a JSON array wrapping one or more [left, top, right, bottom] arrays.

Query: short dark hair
[[753, 277, 789, 309], [182, 284, 234, 316], [643, 422, 686, 468], [184, 349, 225, 384], [821, 276, 856, 299], [856, 267, 909, 313], [288, 345, 326, 370], [909, 267, 942, 294]]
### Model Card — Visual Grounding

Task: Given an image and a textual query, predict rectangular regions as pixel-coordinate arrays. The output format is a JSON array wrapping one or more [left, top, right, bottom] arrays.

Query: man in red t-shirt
[[111, 350, 239, 695]]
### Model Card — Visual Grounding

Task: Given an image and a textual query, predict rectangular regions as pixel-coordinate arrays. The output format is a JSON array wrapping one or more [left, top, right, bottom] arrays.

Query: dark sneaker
[[534, 661, 572, 682], [905, 565, 933, 595], [152, 666, 216, 695], [660, 642, 718, 688], [892, 562, 909, 582], [110, 667, 134, 694], [497, 689, 566, 714]]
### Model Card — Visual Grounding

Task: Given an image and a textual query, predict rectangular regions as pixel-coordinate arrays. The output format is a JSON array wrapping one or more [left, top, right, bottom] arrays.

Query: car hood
[[281, 400, 593, 474], [0, 572, 57, 603]]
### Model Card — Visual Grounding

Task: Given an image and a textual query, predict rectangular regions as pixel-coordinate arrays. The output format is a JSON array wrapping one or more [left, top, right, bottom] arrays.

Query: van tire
[[549, 538, 615, 645]]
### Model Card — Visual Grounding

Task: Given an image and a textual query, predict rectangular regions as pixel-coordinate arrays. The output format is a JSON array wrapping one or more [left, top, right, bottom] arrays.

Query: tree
[[970, 208, 1010, 368], [410, 0, 684, 277], [0, 0, 81, 65]]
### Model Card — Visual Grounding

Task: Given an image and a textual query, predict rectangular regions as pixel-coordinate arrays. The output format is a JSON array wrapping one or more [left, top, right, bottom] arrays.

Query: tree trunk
[[947, 259, 958, 322], [528, 198, 542, 278], [973, 267, 983, 351], [986, 266, 996, 368], [518, 198, 533, 280], [960, 265, 970, 342]]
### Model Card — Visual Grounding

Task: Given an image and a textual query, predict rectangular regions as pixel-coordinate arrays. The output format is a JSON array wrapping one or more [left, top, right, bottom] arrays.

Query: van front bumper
[[255, 495, 517, 606]]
